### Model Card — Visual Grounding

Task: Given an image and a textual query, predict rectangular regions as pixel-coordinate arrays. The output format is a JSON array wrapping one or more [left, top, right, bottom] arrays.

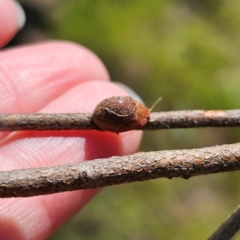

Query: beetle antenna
[[149, 97, 169, 128], [149, 97, 162, 112]]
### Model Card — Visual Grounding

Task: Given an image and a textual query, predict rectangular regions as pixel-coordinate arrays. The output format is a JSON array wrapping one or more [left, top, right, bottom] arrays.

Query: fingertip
[[13, 1, 26, 30], [0, 41, 110, 113], [0, 1, 26, 47]]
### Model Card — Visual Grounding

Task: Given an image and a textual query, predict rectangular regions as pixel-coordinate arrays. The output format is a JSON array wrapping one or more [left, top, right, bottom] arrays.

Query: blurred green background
[[13, 0, 240, 239]]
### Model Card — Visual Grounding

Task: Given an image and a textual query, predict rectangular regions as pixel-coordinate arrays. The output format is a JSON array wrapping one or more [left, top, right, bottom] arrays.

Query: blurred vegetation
[[14, 0, 240, 239]]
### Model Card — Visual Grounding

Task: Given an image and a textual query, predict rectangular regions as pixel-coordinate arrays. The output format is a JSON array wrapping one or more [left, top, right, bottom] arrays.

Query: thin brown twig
[[0, 109, 239, 131], [208, 205, 240, 240], [0, 142, 240, 198]]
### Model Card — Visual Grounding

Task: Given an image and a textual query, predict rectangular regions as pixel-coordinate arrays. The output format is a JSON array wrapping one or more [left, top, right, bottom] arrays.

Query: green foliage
[[45, 0, 240, 239]]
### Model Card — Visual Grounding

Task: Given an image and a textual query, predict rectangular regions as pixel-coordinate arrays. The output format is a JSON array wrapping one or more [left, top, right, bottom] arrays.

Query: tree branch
[[0, 109, 239, 131], [146, 110, 240, 129], [0, 142, 240, 198], [208, 205, 240, 240]]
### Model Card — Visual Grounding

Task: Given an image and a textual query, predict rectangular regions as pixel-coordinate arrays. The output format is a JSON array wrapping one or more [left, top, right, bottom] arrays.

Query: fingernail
[[113, 82, 144, 104], [13, 0, 26, 30]]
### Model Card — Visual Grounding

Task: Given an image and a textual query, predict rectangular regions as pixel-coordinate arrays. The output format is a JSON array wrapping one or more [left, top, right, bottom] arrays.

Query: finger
[[1, 81, 141, 169], [0, 81, 142, 239], [0, 41, 109, 113], [0, 41, 109, 141], [0, 0, 25, 47]]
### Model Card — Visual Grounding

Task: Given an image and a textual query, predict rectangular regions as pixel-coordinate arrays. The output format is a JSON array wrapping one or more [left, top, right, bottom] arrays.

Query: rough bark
[[0, 143, 239, 198]]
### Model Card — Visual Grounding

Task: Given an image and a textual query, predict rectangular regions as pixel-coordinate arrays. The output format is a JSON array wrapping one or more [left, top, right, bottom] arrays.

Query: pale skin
[[0, 1, 142, 239]]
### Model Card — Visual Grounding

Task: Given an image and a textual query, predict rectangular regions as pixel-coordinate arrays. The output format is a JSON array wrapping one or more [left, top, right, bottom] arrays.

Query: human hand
[[0, 1, 142, 239]]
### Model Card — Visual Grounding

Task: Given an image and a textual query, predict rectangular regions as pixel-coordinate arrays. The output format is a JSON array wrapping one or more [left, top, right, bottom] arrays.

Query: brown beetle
[[92, 96, 151, 132]]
